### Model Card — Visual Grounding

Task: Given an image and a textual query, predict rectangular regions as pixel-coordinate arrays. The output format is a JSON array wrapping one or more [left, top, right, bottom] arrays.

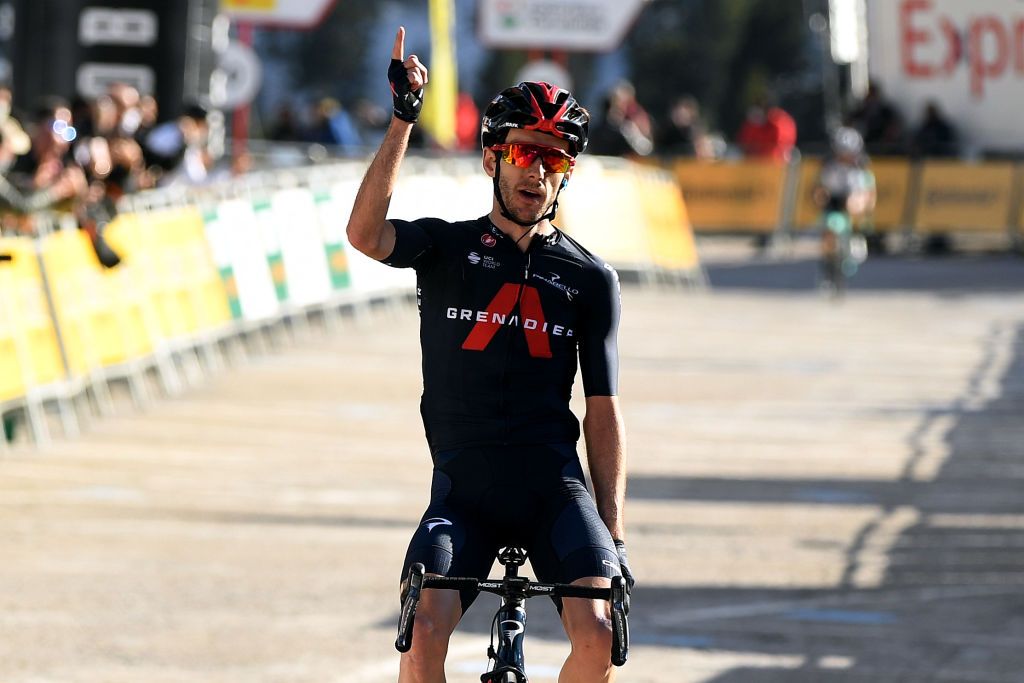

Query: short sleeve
[[381, 219, 435, 270], [578, 262, 621, 396]]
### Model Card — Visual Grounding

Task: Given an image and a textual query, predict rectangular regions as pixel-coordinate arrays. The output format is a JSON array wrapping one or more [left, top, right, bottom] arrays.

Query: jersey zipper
[[499, 246, 532, 443]]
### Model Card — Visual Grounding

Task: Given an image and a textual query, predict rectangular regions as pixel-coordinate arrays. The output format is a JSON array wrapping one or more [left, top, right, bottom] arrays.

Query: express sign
[[867, 0, 1024, 151]]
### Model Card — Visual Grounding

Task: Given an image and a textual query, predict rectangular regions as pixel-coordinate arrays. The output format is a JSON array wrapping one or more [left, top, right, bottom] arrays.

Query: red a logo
[[462, 284, 552, 358]]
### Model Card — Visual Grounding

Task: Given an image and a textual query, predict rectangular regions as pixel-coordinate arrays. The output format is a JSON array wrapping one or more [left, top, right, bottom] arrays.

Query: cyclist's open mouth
[[518, 188, 544, 204]]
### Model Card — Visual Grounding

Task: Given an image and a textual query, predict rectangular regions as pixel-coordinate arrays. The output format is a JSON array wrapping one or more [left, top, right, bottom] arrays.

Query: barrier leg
[[154, 348, 183, 397], [126, 363, 151, 409], [25, 397, 50, 446], [57, 394, 80, 438], [89, 373, 115, 417]]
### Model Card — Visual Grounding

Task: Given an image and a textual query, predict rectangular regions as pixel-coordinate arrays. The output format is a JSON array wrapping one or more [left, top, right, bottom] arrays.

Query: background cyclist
[[346, 27, 634, 683], [814, 126, 876, 291]]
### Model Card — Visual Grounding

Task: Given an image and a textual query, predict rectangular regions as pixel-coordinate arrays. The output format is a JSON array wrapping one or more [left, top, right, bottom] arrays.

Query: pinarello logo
[[481, 233, 497, 247]]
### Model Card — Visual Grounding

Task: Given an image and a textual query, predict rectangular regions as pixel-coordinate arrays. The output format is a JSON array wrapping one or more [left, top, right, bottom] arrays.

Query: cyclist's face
[[486, 129, 573, 224]]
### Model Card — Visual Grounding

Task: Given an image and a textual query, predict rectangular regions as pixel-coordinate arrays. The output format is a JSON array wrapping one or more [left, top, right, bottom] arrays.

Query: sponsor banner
[[202, 207, 242, 319], [312, 189, 351, 290], [332, 179, 415, 295], [253, 198, 288, 302], [479, 0, 647, 52], [913, 160, 1016, 232], [205, 199, 280, 321], [672, 160, 787, 232], [270, 188, 333, 308]]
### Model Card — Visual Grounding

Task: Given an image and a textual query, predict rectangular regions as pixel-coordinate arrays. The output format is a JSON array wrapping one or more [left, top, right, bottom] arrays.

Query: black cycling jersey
[[382, 215, 621, 453]]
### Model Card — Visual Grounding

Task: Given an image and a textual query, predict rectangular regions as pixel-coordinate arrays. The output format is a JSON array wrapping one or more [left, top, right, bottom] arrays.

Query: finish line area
[[2, 274, 1024, 683]]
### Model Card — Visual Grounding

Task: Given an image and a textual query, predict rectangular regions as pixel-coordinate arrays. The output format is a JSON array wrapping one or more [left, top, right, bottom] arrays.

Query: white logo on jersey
[[423, 517, 453, 533]]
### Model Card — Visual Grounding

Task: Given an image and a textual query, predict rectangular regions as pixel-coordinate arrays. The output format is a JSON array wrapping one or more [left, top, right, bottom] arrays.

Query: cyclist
[[814, 126, 875, 296], [347, 27, 634, 683]]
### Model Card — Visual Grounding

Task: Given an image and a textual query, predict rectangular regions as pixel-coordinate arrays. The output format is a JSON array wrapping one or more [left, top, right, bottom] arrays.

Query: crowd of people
[[0, 82, 214, 258], [584, 78, 962, 164]]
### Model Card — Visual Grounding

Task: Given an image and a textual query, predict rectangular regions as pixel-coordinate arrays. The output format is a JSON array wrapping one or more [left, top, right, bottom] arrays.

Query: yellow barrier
[[0, 238, 65, 402], [39, 230, 127, 375], [559, 158, 702, 277], [633, 167, 700, 271], [560, 160, 652, 267], [672, 159, 787, 233], [911, 161, 1016, 233], [107, 208, 231, 341], [869, 158, 914, 230], [794, 157, 913, 232], [794, 158, 823, 230]]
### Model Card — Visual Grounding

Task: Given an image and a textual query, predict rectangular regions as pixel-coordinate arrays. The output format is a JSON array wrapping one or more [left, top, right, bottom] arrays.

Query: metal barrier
[[2, 155, 702, 447]]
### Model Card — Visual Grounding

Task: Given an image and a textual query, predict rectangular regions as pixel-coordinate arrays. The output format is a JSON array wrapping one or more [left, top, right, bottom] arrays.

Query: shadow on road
[[706, 255, 1024, 294], [379, 322, 1024, 681], [648, 322, 1024, 681]]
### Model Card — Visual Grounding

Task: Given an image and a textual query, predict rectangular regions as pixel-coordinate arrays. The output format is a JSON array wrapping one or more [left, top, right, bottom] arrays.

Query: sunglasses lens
[[540, 151, 571, 173], [502, 144, 571, 173]]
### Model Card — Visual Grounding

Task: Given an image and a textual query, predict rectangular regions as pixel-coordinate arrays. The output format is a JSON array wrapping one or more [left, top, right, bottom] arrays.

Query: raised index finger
[[392, 26, 405, 61]]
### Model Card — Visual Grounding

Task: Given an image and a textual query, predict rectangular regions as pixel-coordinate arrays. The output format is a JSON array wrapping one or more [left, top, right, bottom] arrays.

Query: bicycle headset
[[480, 81, 590, 228]]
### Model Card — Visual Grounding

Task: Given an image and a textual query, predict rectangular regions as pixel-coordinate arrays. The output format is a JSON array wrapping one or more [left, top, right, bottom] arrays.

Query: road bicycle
[[396, 546, 630, 682], [821, 209, 867, 299]]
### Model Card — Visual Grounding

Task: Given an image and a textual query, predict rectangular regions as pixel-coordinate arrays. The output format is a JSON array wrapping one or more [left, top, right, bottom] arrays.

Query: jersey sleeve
[[381, 219, 435, 270], [578, 262, 621, 396]]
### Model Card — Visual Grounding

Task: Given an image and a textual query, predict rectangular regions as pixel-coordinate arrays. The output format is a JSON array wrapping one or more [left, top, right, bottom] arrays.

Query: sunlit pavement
[[1, 249, 1023, 682]]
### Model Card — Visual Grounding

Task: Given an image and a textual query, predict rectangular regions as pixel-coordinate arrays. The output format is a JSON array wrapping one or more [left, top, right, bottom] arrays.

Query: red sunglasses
[[491, 143, 575, 174]]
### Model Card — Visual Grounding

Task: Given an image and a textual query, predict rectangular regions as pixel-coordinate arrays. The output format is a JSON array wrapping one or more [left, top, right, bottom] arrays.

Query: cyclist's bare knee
[[560, 577, 614, 678], [398, 580, 462, 682]]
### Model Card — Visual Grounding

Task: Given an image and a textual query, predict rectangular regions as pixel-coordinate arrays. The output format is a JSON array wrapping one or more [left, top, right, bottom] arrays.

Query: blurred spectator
[[107, 82, 143, 139], [8, 98, 88, 210], [589, 80, 654, 157], [144, 103, 213, 186], [354, 98, 389, 148], [0, 114, 82, 215], [306, 97, 363, 154], [736, 93, 796, 162], [849, 81, 907, 155], [912, 100, 959, 158], [455, 92, 480, 151], [136, 95, 159, 142], [656, 95, 712, 158], [268, 103, 301, 142]]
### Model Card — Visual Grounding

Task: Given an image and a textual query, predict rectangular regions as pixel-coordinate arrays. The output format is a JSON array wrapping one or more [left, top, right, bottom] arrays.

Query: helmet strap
[[492, 161, 563, 229]]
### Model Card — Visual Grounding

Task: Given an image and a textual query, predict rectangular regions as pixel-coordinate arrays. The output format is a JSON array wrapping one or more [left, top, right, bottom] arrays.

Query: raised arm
[[346, 27, 428, 260]]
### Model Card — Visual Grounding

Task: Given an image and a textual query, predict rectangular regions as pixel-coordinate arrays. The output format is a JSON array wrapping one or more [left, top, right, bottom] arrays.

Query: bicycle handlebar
[[395, 562, 630, 666], [421, 574, 613, 600]]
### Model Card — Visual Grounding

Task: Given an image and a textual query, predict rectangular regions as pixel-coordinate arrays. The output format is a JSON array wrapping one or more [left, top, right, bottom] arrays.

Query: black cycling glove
[[614, 539, 635, 591], [388, 58, 423, 123]]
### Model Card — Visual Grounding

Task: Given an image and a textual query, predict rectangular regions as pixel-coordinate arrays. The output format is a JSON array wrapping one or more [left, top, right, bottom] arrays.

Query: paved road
[[1, 252, 1023, 682]]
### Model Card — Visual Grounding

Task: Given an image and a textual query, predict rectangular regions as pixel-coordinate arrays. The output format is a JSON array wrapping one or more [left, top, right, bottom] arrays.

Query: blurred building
[[1, 0, 218, 121]]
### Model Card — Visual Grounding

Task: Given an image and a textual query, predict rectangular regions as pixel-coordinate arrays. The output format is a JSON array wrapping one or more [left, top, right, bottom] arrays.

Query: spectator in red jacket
[[737, 94, 797, 162]]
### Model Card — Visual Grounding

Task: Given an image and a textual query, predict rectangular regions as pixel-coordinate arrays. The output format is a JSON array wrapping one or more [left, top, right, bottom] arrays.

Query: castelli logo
[[481, 233, 497, 247]]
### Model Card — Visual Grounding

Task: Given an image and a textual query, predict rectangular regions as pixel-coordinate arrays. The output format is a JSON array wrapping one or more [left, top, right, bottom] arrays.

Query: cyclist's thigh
[[401, 449, 498, 612], [526, 445, 620, 586]]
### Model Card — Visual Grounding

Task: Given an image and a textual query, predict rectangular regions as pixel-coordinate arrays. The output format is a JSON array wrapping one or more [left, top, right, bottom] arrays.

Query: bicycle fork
[[485, 598, 528, 682]]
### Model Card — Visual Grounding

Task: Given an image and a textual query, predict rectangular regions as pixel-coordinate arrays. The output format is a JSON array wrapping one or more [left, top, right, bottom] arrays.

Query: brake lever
[[395, 562, 425, 653]]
